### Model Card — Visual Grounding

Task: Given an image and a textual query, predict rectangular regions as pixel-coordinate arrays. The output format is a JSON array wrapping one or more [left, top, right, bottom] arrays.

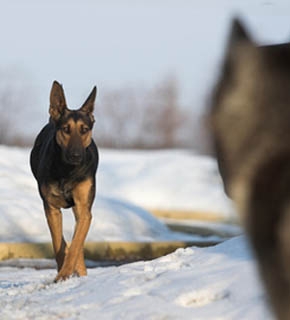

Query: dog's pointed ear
[[229, 18, 252, 46], [49, 81, 67, 122], [80, 86, 97, 114], [222, 18, 254, 72]]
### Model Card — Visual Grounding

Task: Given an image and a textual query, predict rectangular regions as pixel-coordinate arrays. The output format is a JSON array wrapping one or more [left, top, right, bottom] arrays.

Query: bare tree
[[141, 77, 184, 148], [95, 76, 188, 149], [0, 68, 36, 146], [0, 87, 14, 144]]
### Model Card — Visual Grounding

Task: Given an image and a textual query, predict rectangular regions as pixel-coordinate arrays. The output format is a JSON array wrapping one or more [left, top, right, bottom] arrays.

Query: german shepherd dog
[[210, 19, 290, 319], [30, 81, 99, 282]]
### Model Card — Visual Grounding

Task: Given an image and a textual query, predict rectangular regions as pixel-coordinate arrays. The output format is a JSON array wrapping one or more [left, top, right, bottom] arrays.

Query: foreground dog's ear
[[228, 18, 254, 50], [49, 81, 67, 122], [80, 86, 97, 114], [221, 18, 254, 76], [229, 18, 253, 47]]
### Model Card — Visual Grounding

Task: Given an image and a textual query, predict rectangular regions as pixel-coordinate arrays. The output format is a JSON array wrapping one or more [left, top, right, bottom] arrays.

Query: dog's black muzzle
[[64, 146, 85, 166]]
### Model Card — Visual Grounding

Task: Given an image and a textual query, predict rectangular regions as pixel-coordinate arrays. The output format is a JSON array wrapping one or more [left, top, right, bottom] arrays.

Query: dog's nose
[[70, 152, 82, 163]]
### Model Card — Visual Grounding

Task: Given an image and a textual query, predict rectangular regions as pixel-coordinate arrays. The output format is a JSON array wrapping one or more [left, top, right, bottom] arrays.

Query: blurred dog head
[[210, 19, 290, 198]]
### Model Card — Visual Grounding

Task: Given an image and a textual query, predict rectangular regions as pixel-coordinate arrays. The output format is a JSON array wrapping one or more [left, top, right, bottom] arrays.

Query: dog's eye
[[80, 126, 89, 135], [62, 126, 70, 134]]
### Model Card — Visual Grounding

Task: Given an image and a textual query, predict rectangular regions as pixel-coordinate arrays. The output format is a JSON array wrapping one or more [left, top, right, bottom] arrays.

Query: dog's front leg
[[44, 205, 68, 272], [55, 179, 93, 282], [55, 208, 91, 281], [74, 247, 87, 276]]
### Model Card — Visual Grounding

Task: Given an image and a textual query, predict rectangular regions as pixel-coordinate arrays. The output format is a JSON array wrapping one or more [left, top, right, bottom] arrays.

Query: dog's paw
[[54, 269, 87, 282], [54, 268, 74, 283], [74, 263, 87, 277], [54, 273, 71, 283]]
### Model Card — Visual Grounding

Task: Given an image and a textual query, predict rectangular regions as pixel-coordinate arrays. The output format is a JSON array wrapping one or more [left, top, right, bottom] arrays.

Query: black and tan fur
[[210, 19, 290, 319], [30, 81, 98, 282]]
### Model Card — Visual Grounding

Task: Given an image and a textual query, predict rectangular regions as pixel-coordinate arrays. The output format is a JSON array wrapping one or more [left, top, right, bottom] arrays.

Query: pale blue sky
[[0, 0, 290, 132]]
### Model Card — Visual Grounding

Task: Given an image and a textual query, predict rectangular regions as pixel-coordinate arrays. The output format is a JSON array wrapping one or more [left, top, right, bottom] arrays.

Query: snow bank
[[99, 149, 235, 217], [0, 146, 236, 243]]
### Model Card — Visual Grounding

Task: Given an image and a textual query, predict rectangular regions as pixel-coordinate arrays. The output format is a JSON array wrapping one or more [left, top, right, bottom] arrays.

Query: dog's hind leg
[[44, 206, 68, 272], [55, 179, 93, 282]]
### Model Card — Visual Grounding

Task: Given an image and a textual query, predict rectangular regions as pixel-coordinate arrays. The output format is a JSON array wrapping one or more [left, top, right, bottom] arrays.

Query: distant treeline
[[0, 75, 211, 155]]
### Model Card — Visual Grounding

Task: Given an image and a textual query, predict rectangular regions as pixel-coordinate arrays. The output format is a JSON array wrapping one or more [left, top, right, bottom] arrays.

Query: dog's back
[[210, 20, 290, 319]]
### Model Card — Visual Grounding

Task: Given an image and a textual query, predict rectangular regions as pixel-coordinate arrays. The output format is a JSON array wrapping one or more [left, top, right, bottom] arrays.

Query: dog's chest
[[45, 180, 74, 208]]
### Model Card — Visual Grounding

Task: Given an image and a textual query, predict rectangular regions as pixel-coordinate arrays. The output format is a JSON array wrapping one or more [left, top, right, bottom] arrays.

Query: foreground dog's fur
[[30, 81, 99, 282], [210, 19, 290, 319]]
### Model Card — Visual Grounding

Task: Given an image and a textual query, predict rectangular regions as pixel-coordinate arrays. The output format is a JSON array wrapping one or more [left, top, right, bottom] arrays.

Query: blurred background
[[0, 0, 290, 152]]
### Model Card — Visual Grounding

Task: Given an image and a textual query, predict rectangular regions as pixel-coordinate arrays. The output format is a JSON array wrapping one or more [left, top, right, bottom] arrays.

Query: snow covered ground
[[0, 236, 273, 319], [0, 145, 237, 243], [98, 149, 235, 217], [0, 146, 272, 319]]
